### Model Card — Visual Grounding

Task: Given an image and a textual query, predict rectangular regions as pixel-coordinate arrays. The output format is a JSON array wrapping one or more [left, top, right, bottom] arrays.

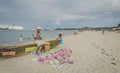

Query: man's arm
[[32, 33, 42, 40]]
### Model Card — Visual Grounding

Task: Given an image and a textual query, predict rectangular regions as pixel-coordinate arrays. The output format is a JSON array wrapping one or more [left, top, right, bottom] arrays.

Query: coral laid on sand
[[37, 48, 74, 68]]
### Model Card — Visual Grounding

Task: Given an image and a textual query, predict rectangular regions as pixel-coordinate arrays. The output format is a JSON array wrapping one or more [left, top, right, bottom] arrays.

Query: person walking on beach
[[102, 29, 105, 34], [74, 30, 78, 35], [19, 35, 23, 44], [33, 27, 44, 55]]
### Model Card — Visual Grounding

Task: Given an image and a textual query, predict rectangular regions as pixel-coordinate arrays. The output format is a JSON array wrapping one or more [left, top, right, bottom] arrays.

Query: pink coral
[[46, 54, 51, 60], [65, 48, 72, 57], [58, 50, 64, 57], [68, 59, 74, 64], [44, 60, 50, 64], [56, 55, 63, 60], [38, 56, 44, 62], [52, 53, 58, 59]]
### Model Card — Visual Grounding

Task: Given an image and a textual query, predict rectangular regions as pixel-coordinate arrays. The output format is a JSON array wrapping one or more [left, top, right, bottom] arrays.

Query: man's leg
[[36, 46, 42, 55], [41, 45, 45, 52]]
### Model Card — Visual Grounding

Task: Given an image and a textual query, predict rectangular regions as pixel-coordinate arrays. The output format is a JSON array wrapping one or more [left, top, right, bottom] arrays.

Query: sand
[[0, 31, 120, 73]]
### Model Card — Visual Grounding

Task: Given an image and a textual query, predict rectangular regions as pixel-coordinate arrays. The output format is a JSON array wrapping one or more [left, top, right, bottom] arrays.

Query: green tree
[[118, 23, 120, 27]]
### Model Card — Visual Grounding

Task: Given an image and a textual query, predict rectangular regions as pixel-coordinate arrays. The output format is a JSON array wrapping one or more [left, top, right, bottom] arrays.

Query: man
[[33, 27, 44, 55]]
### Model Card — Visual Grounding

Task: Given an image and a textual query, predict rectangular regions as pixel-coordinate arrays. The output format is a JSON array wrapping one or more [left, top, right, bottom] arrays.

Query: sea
[[0, 30, 74, 46]]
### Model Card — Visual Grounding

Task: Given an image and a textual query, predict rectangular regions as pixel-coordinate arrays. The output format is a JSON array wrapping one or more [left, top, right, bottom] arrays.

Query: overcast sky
[[0, 0, 120, 29]]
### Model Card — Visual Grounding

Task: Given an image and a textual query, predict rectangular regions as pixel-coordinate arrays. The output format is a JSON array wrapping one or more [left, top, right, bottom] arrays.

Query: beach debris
[[35, 48, 74, 68]]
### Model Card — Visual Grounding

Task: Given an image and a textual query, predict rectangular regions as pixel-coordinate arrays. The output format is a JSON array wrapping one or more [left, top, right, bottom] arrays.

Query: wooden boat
[[0, 40, 59, 57]]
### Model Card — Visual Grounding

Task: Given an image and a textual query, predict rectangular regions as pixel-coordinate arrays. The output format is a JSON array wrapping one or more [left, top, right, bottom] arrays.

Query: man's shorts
[[35, 40, 44, 46]]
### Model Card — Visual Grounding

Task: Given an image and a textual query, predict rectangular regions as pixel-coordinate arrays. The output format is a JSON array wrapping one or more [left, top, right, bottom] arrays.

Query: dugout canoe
[[0, 40, 59, 57]]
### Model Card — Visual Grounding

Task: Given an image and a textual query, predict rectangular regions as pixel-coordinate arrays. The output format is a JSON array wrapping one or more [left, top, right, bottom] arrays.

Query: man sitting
[[33, 27, 44, 55]]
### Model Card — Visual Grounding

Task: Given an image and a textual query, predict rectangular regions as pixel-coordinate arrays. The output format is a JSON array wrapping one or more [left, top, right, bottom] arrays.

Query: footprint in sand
[[101, 49, 112, 57], [101, 50, 105, 54], [99, 48, 117, 66], [110, 57, 117, 66], [105, 53, 110, 56], [112, 58, 115, 61], [111, 62, 116, 66]]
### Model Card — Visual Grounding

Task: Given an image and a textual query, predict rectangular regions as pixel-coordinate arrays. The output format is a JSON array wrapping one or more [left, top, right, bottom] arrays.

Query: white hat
[[37, 26, 42, 29]]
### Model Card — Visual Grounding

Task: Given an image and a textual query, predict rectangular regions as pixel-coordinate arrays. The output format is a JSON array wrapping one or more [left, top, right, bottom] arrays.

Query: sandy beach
[[0, 31, 120, 73]]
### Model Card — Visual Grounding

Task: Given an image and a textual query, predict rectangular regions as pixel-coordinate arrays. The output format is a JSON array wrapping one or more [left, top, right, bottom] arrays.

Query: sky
[[0, 0, 120, 29]]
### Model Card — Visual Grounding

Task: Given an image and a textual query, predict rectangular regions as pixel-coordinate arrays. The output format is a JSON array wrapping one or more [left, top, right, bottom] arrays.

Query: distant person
[[19, 35, 23, 44], [74, 30, 78, 35], [60, 31, 63, 36], [102, 29, 105, 34], [33, 27, 44, 55], [56, 33, 63, 44]]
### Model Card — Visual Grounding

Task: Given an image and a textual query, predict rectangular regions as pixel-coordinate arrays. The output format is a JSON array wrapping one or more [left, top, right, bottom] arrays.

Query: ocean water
[[0, 30, 73, 45]]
